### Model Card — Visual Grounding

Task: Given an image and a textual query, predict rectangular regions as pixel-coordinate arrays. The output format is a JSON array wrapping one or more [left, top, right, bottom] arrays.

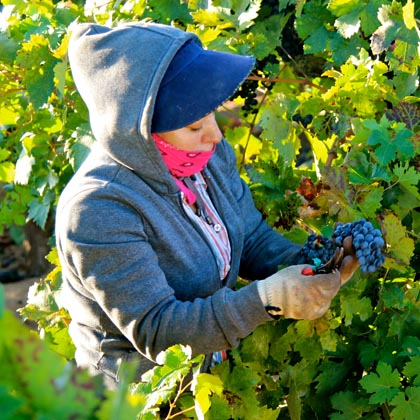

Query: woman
[[56, 21, 357, 389]]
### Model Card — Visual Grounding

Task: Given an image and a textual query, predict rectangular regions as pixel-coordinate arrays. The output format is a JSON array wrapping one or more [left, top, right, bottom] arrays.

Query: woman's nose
[[202, 114, 223, 144]]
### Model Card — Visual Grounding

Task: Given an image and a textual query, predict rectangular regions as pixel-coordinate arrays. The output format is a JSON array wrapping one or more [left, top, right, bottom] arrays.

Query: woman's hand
[[339, 236, 359, 285], [257, 265, 341, 320]]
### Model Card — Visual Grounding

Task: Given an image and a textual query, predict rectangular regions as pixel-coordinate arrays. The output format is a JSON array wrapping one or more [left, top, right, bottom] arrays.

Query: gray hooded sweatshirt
[[56, 21, 304, 387]]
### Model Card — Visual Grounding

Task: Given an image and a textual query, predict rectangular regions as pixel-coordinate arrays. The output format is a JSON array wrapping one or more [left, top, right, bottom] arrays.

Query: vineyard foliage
[[0, 0, 419, 418]]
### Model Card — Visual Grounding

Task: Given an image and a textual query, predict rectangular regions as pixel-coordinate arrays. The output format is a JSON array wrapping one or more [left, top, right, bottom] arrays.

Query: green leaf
[[393, 127, 415, 158], [0, 311, 100, 418], [356, 186, 383, 218], [399, 336, 420, 357], [27, 197, 50, 229], [296, 1, 334, 40], [393, 162, 420, 188], [391, 387, 420, 420], [334, 9, 362, 39], [403, 356, 420, 386], [340, 295, 372, 326], [360, 362, 401, 404], [315, 360, 350, 395], [15, 34, 58, 109], [381, 283, 406, 310], [287, 377, 302, 420], [330, 390, 372, 420], [250, 14, 289, 59], [233, 0, 261, 31], [0, 32, 19, 64], [347, 151, 372, 184], [0, 383, 25, 420], [360, 0, 382, 36], [193, 373, 224, 417]]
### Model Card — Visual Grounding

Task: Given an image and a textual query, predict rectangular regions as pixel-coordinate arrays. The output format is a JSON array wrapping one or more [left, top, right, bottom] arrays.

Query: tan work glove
[[339, 236, 359, 285], [257, 265, 341, 320]]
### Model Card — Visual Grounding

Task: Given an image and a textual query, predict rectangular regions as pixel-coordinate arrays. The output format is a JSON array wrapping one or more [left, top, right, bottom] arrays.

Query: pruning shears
[[301, 247, 345, 276]]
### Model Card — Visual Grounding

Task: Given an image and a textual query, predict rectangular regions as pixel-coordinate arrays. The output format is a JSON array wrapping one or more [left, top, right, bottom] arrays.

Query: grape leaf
[[386, 102, 420, 130], [402, 0, 416, 30], [206, 394, 232, 420], [191, 8, 235, 29], [315, 360, 350, 395], [357, 186, 384, 218], [382, 213, 414, 265], [27, 197, 50, 229], [16, 34, 58, 109], [403, 356, 420, 386], [0, 310, 100, 419], [381, 283, 406, 310], [239, 322, 273, 362], [360, 362, 401, 404], [330, 390, 372, 420], [334, 9, 362, 39], [0, 162, 15, 183], [393, 162, 420, 188], [341, 295, 372, 326], [328, 0, 362, 17], [359, 342, 379, 370], [296, 1, 334, 40], [359, 0, 382, 36], [399, 336, 420, 357], [193, 373, 224, 417], [318, 328, 339, 352], [0, 32, 19, 64], [250, 14, 290, 59], [390, 387, 420, 420], [0, 383, 25, 420]]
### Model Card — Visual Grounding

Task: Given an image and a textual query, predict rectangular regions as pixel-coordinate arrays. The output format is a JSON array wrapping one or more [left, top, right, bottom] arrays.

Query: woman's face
[[157, 113, 223, 152]]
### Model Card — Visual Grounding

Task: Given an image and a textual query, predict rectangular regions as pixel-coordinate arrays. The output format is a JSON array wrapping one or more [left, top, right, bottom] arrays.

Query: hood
[[67, 21, 197, 187]]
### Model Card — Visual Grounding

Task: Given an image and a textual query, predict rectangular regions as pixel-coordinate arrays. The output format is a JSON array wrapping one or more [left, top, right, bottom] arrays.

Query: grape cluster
[[232, 78, 259, 116], [333, 219, 386, 274], [302, 219, 386, 274], [292, 113, 313, 128], [301, 234, 335, 265]]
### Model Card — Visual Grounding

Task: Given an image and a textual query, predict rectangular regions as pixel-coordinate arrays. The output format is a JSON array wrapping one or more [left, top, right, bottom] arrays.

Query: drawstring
[[182, 175, 215, 226]]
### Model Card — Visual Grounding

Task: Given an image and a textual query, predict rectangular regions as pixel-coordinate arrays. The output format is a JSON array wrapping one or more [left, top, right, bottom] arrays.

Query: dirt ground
[[3, 277, 39, 315], [1, 226, 52, 320]]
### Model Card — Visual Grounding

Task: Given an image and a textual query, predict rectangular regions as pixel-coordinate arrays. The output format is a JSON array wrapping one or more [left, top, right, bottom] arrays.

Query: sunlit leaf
[[360, 362, 401, 404]]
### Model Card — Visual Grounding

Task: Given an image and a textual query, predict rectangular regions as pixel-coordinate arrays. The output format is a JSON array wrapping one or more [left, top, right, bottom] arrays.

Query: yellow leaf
[[53, 33, 70, 59], [0, 161, 15, 183], [383, 213, 414, 265], [403, 0, 416, 30]]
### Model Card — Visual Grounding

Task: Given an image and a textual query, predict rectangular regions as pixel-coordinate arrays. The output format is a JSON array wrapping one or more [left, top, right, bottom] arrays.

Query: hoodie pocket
[[97, 350, 156, 384]]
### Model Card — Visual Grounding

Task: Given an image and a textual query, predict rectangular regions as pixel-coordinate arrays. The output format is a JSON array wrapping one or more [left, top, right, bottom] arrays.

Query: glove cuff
[[257, 281, 282, 320]]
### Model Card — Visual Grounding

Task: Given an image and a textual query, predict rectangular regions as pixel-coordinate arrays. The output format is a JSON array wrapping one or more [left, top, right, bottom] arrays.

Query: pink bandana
[[152, 134, 215, 204]]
